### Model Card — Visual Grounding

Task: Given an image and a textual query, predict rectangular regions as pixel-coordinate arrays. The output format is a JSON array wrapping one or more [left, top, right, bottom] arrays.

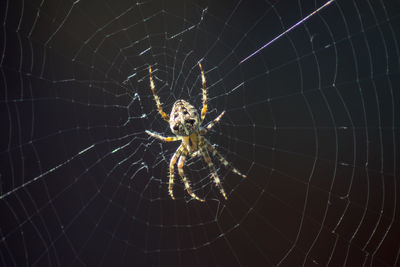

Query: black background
[[1, 0, 400, 266]]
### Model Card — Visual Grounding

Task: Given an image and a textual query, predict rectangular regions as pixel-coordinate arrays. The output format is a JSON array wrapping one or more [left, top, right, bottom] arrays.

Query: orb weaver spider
[[145, 63, 246, 202]]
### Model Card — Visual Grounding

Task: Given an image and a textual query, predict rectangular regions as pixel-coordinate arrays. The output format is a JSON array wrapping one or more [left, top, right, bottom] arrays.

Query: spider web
[[1, 0, 399, 266]]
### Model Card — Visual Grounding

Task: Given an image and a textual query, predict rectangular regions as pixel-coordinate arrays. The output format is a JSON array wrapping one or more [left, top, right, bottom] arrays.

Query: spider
[[145, 63, 246, 202]]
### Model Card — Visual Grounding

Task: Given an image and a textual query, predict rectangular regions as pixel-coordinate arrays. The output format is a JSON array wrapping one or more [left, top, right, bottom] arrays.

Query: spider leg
[[169, 145, 183, 200], [199, 139, 228, 200], [200, 111, 225, 135], [203, 138, 246, 178], [177, 151, 205, 202], [149, 66, 170, 122], [145, 130, 180, 142], [198, 62, 207, 122]]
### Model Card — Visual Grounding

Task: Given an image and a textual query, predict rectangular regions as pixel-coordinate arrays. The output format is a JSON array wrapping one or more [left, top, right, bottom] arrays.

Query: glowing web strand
[[240, 0, 335, 64]]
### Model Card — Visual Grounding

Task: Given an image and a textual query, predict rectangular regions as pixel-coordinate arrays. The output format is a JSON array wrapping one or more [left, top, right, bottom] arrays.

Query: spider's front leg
[[149, 66, 170, 122], [200, 111, 225, 135], [198, 63, 207, 122], [145, 130, 180, 142]]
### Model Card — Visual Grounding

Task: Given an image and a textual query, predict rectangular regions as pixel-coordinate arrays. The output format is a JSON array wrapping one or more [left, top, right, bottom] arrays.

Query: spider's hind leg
[[204, 139, 246, 178], [177, 152, 205, 202], [199, 140, 228, 200], [168, 145, 183, 200]]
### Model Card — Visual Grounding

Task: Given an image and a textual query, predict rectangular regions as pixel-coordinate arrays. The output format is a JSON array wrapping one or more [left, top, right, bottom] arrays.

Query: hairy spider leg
[[149, 66, 170, 121], [145, 130, 180, 142], [199, 138, 228, 200], [204, 138, 246, 178], [169, 145, 183, 200], [198, 63, 208, 122], [200, 111, 225, 135], [177, 152, 205, 202]]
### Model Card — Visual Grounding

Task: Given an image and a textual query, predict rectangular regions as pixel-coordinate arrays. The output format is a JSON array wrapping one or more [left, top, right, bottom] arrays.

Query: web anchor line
[[0, 144, 95, 200], [240, 0, 335, 64]]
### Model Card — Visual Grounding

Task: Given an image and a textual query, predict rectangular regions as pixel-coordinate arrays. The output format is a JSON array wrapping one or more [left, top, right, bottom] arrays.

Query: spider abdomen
[[169, 99, 200, 136]]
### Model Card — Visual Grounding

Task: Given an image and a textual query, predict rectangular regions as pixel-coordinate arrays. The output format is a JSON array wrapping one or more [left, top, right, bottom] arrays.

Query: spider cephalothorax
[[145, 63, 246, 202]]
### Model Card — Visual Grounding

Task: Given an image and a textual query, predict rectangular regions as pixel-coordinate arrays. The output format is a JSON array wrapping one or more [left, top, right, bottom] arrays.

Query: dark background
[[1, 0, 399, 266]]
